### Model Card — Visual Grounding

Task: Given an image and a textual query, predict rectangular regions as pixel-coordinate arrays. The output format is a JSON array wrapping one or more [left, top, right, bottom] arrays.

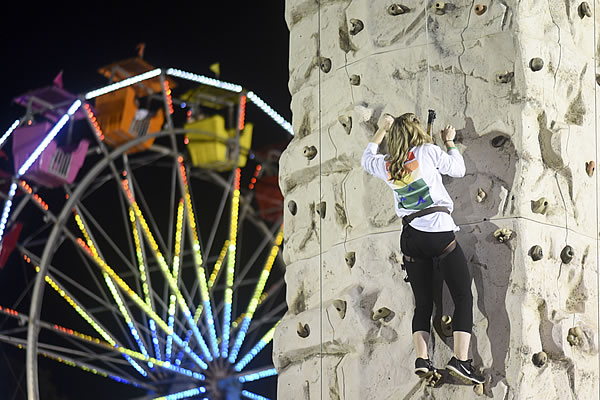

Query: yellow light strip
[[121, 178, 212, 361]]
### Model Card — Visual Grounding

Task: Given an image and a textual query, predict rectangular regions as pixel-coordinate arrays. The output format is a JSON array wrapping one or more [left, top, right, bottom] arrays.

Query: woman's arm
[[361, 114, 395, 179], [434, 125, 466, 177], [370, 114, 395, 145]]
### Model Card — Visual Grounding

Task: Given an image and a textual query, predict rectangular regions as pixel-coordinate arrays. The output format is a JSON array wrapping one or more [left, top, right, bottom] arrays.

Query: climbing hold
[[493, 228, 513, 243], [387, 4, 410, 15], [349, 18, 364, 35], [491, 135, 509, 148], [567, 326, 584, 346], [345, 251, 356, 268], [560, 245, 574, 264], [596, 74, 600, 86], [349, 74, 361, 86], [303, 145, 317, 160], [473, 383, 484, 396], [532, 351, 547, 367], [476, 188, 487, 203], [317, 201, 326, 219], [529, 245, 543, 261], [288, 200, 298, 216], [332, 300, 347, 319], [529, 58, 544, 72], [372, 307, 393, 321], [496, 71, 514, 84], [434, 2, 446, 15], [441, 315, 453, 337], [586, 161, 595, 177], [338, 115, 352, 135], [474, 4, 487, 15], [531, 197, 549, 215], [578, 2, 592, 18], [297, 322, 310, 338], [319, 57, 332, 73]]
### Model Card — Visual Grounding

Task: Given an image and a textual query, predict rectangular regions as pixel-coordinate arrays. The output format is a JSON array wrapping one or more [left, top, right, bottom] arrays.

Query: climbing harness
[[401, 206, 456, 282]]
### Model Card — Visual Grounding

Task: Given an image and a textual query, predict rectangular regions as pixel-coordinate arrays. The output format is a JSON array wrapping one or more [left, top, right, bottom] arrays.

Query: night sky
[[0, 2, 291, 399]]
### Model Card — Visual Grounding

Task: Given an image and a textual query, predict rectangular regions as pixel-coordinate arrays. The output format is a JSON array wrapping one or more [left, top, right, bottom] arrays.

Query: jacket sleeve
[[361, 142, 388, 180], [428, 144, 466, 178]]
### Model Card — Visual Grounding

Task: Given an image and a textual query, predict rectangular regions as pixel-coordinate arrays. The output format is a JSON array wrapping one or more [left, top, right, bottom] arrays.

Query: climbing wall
[[274, 0, 599, 399]]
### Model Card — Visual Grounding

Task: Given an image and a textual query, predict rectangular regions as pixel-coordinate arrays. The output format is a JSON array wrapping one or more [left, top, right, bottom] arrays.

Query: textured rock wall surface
[[275, 1, 600, 399]]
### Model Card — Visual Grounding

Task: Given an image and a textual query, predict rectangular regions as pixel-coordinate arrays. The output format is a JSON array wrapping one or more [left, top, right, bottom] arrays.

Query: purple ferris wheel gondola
[[12, 122, 89, 188], [11, 76, 90, 188]]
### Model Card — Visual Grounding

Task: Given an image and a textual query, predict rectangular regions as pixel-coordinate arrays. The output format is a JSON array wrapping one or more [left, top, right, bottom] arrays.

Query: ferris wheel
[[0, 57, 291, 400]]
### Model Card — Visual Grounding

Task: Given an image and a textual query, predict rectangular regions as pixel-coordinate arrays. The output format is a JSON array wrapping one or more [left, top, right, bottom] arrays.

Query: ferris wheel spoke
[[165, 198, 185, 362], [120, 179, 213, 363], [233, 321, 279, 372], [73, 208, 155, 363], [228, 228, 283, 363], [177, 159, 219, 357], [152, 386, 207, 400]]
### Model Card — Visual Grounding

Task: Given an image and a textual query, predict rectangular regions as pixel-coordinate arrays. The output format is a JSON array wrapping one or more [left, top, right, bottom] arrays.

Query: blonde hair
[[385, 112, 433, 181]]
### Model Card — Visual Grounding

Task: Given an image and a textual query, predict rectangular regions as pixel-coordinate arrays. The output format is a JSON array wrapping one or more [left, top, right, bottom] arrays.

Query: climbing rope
[[317, 1, 324, 399], [593, 0, 599, 378], [424, 0, 432, 107]]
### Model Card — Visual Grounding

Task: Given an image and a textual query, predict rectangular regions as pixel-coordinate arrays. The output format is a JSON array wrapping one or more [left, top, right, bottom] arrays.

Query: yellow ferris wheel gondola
[[182, 85, 252, 171]]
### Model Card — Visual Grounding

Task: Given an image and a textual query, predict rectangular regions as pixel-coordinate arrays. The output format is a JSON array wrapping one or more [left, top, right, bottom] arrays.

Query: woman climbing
[[360, 112, 484, 385]]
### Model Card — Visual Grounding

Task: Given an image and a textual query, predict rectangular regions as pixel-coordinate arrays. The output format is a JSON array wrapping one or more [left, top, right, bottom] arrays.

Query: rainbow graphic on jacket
[[387, 151, 433, 211]]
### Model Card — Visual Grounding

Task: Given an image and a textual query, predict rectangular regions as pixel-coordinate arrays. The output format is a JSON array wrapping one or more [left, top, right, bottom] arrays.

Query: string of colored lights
[[177, 159, 219, 357], [165, 68, 293, 135], [248, 165, 261, 190], [221, 168, 241, 358], [19, 181, 49, 210], [234, 322, 279, 372], [73, 210, 153, 366], [166, 199, 185, 361], [228, 227, 283, 363], [0, 337, 148, 389], [75, 237, 208, 369], [84, 69, 162, 99], [127, 206, 163, 363], [22, 255, 151, 376], [166, 68, 242, 93], [208, 240, 230, 290], [0, 119, 20, 148], [246, 91, 293, 135], [153, 386, 207, 400], [83, 103, 105, 141], [164, 80, 174, 115], [241, 390, 270, 400], [173, 238, 230, 365], [238, 368, 277, 383], [238, 95, 247, 130], [121, 178, 213, 362]]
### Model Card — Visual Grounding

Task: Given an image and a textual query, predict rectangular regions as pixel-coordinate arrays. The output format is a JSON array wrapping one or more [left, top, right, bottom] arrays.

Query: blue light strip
[[165, 295, 176, 361], [234, 323, 278, 372], [228, 317, 251, 363], [166, 68, 243, 93], [221, 302, 232, 358], [238, 368, 277, 383], [0, 182, 17, 245], [85, 69, 162, 99], [153, 386, 207, 400], [174, 329, 193, 366], [149, 319, 162, 361], [172, 332, 208, 370], [246, 91, 293, 135], [0, 119, 20, 148], [123, 354, 148, 377], [241, 390, 270, 400], [17, 100, 82, 177]]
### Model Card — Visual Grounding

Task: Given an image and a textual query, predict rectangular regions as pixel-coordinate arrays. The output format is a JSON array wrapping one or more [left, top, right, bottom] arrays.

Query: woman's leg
[[439, 243, 473, 360], [413, 331, 430, 359]]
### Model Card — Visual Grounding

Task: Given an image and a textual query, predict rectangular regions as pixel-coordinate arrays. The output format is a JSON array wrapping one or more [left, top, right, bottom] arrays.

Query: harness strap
[[402, 206, 450, 226]]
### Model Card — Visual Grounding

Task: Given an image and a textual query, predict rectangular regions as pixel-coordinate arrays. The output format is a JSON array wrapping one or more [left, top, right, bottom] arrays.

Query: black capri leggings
[[400, 224, 473, 334]]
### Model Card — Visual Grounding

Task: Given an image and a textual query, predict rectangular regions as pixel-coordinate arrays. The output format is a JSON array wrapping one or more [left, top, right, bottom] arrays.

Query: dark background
[[0, 2, 291, 399]]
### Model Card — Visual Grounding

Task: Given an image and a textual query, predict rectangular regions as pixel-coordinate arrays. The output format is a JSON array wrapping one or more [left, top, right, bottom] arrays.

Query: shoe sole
[[414, 367, 431, 377], [447, 365, 484, 385]]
